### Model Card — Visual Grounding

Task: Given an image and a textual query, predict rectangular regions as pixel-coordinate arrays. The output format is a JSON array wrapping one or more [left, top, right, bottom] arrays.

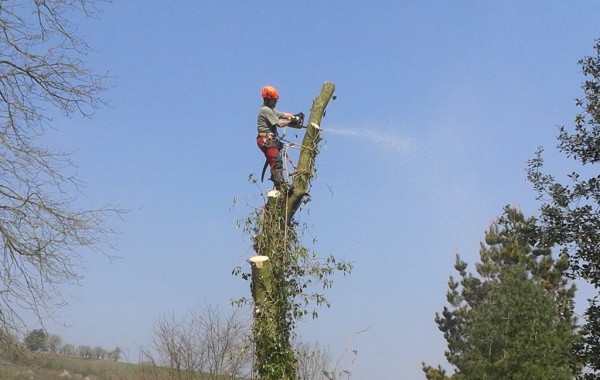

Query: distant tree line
[[23, 329, 121, 361]]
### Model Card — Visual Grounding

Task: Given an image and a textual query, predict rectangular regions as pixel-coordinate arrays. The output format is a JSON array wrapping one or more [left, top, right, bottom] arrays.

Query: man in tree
[[256, 85, 304, 191], [242, 83, 346, 380]]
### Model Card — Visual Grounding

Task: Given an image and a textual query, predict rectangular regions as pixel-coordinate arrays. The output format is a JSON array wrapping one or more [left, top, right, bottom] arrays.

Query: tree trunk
[[251, 82, 336, 379], [249, 255, 272, 316], [287, 82, 335, 220], [264, 82, 336, 222]]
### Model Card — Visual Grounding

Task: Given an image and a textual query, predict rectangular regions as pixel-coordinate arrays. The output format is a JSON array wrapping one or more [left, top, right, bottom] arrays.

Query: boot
[[271, 169, 291, 193]]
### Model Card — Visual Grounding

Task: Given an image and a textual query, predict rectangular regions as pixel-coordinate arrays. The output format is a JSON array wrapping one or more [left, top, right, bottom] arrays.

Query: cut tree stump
[[249, 255, 272, 315]]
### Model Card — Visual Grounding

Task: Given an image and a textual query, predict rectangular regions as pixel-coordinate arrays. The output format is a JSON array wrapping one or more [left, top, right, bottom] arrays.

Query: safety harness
[[258, 112, 305, 183], [258, 131, 283, 182]]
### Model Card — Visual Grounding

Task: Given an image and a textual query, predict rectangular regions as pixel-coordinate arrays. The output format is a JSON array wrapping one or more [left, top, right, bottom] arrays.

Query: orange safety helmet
[[261, 85, 279, 99]]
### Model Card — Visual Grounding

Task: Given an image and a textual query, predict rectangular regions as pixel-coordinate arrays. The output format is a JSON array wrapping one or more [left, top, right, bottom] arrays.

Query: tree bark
[[249, 255, 272, 316], [265, 82, 336, 223], [251, 82, 336, 379]]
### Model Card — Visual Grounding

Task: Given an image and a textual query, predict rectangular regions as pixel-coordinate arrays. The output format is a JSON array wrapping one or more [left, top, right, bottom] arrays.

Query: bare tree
[[196, 304, 251, 379], [108, 346, 121, 361], [150, 312, 187, 379], [60, 343, 76, 356], [93, 346, 107, 359], [0, 0, 122, 337], [77, 345, 92, 359], [45, 333, 62, 354], [294, 338, 332, 380], [148, 305, 251, 380]]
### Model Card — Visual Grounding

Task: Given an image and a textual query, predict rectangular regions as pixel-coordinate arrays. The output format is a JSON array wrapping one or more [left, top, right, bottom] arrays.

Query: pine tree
[[423, 207, 579, 379], [24, 329, 47, 353]]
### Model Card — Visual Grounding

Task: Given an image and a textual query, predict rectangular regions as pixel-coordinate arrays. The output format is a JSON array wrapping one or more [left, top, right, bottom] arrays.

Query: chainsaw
[[288, 112, 305, 129]]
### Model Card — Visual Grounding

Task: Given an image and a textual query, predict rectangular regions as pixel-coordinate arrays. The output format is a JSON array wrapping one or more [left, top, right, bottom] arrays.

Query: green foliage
[[579, 300, 600, 380], [458, 265, 574, 379], [235, 193, 351, 379], [424, 207, 579, 379], [24, 329, 47, 353], [422, 363, 451, 380], [234, 83, 344, 379], [527, 38, 600, 378]]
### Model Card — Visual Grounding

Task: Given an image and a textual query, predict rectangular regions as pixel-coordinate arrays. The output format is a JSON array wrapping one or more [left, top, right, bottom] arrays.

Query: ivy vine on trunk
[[234, 83, 352, 380]]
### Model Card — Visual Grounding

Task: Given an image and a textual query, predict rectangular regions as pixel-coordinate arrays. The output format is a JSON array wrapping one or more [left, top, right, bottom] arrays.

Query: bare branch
[[0, 0, 120, 337]]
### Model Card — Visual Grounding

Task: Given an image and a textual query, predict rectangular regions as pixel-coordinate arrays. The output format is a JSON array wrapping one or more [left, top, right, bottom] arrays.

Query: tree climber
[[256, 85, 304, 191]]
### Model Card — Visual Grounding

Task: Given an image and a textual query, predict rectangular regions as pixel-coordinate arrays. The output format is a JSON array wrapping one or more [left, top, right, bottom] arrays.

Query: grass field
[[0, 354, 241, 380]]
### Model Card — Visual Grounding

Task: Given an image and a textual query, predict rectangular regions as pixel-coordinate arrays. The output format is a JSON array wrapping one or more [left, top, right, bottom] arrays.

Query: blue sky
[[35, 1, 600, 379]]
